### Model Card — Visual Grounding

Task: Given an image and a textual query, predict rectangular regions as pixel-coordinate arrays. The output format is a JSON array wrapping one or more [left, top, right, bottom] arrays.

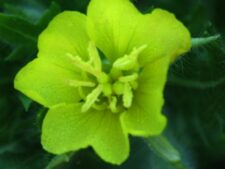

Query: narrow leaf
[[146, 135, 188, 169], [37, 2, 61, 30], [0, 14, 38, 44], [192, 35, 221, 48], [45, 153, 74, 169]]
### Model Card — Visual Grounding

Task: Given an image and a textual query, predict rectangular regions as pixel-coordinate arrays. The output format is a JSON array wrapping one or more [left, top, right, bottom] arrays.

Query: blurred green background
[[0, 0, 225, 169]]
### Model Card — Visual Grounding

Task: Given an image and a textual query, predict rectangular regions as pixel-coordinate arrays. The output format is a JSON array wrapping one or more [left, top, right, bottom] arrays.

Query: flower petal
[[38, 11, 90, 71], [87, 0, 141, 62], [87, 0, 191, 64], [14, 58, 81, 107], [120, 56, 170, 136], [131, 9, 191, 64], [42, 104, 129, 165], [42, 104, 93, 154], [91, 110, 129, 164]]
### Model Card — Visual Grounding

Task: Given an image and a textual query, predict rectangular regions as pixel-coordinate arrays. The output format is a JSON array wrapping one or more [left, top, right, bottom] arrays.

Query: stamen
[[102, 83, 112, 96], [112, 44, 147, 71], [66, 53, 100, 78], [122, 83, 133, 108], [68, 79, 96, 87], [67, 44, 143, 113], [78, 87, 86, 99], [130, 44, 148, 57], [110, 68, 122, 80], [112, 54, 137, 70], [112, 81, 124, 95], [81, 85, 103, 112], [109, 96, 118, 113], [130, 81, 138, 89], [98, 72, 109, 83], [92, 102, 108, 110], [119, 73, 138, 83], [88, 42, 102, 71]]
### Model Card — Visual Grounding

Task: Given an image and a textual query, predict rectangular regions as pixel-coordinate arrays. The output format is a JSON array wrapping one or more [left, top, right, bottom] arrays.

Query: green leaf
[[192, 35, 221, 48], [3, 0, 47, 23], [168, 74, 225, 89], [17, 94, 32, 111], [2, 2, 61, 62], [45, 153, 74, 169], [37, 2, 61, 30], [146, 135, 188, 169], [146, 135, 180, 162], [0, 14, 38, 44], [4, 44, 36, 61]]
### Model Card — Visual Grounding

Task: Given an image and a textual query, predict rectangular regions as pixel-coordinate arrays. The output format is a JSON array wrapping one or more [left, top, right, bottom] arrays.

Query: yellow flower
[[14, 0, 191, 164]]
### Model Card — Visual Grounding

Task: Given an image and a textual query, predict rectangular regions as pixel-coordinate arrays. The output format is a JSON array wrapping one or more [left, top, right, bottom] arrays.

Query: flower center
[[66, 42, 147, 113]]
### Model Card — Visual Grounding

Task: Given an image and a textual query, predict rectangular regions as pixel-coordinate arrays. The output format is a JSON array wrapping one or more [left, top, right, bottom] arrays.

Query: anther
[[66, 53, 100, 78], [81, 85, 103, 112], [109, 96, 119, 113], [112, 44, 147, 71], [88, 42, 102, 71], [119, 73, 138, 83], [102, 83, 112, 96], [112, 81, 124, 95], [122, 83, 133, 108]]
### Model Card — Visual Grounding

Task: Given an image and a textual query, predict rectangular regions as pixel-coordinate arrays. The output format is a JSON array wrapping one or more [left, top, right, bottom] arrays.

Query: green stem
[[145, 135, 188, 169], [191, 34, 221, 48], [168, 75, 225, 89], [45, 152, 74, 169]]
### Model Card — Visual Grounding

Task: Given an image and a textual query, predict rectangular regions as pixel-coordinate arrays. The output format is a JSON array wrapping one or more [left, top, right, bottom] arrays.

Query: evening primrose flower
[[14, 0, 191, 165]]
